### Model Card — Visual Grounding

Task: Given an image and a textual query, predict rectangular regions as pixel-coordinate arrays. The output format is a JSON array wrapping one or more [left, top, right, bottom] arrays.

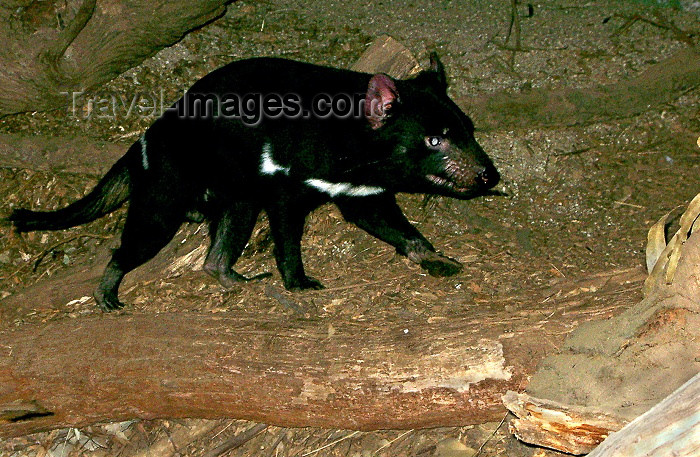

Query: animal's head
[[363, 53, 500, 199]]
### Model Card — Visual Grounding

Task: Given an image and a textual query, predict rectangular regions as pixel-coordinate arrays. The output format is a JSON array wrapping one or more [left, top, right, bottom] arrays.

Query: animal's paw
[[217, 272, 272, 289], [419, 252, 463, 277], [286, 275, 325, 291], [204, 263, 272, 289], [94, 289, 126, 312]]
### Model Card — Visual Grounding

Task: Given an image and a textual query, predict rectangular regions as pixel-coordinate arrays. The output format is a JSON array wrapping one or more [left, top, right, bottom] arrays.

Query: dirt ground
[[1, 0, 699, 456]]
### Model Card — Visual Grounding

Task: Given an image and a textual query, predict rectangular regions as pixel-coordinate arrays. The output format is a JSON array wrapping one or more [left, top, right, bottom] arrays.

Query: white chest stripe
[[260, 142, 383, 197], [305, 178, 384, 197], [260, 142, 290, 176], [139, 135, 149, 170]]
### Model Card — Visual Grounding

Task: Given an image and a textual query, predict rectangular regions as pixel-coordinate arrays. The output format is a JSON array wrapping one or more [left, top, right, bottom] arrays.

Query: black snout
[[477, 165, 500, 189]]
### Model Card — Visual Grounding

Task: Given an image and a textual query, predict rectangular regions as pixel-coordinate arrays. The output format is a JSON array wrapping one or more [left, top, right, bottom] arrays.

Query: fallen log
[[460, 45, 700, 130], [0, 311, 522, 438], [0, 197, 647, 438]]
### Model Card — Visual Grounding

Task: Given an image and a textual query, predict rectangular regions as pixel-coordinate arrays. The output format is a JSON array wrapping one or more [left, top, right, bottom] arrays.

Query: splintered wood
[[502, 391, 627, 455]]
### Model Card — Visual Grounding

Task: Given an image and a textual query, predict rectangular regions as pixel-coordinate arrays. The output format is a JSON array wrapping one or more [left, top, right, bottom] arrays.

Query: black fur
[[9, 54, 499, 311]]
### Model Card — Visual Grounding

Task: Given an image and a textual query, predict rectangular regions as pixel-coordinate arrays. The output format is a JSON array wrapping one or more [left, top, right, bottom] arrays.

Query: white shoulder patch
[[260, 142, 290, 176], [139, 134, 149, 170], [305, 178, 385, 198]]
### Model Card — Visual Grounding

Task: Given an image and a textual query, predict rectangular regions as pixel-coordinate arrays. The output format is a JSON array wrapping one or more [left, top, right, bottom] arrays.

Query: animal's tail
[[9, 155, 131, 232]]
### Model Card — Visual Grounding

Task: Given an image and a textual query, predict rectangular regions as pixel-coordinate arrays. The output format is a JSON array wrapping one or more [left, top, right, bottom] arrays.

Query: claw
[[408, 249, 463, 277], [420, 255, 463, 277], [285, 275, 324, 291], [204, 265, 272, 289], [94, 289, 126, 312]]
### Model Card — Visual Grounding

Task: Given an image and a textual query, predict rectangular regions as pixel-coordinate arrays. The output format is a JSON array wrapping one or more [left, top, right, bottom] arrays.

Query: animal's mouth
[[426, 157, 498, 196], [426, 173, 472, 194]]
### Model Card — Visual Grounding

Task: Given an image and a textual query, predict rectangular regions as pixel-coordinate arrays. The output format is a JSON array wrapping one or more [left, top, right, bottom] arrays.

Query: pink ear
[[364, 74, 399, 129]]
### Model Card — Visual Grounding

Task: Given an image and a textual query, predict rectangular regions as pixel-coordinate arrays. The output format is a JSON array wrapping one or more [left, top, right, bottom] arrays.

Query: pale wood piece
[[502, 391, 627, 455], [587, 372, 700, 457], [350, 35, 422, 78]]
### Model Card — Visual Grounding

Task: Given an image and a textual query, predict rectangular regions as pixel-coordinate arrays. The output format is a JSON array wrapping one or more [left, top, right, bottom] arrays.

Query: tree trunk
[[0, 0, 231, 116]]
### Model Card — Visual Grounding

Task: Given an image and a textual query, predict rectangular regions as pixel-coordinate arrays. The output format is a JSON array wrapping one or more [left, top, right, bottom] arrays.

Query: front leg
[[336, 195, 463, 277], [265, 200, 324, 290]]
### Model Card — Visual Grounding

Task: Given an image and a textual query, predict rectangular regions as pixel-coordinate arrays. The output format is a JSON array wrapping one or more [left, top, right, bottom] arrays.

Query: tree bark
[[503, 375, 700, 456], [0, 0, 231, 116]]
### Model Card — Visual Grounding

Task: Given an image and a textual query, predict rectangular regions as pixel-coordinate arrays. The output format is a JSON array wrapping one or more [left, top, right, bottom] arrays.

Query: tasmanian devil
[[9, 53, 499, 311]]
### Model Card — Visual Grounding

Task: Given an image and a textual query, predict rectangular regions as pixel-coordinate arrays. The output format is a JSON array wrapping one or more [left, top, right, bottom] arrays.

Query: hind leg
[[203, 200, 270, 288], [95, 197, 183, 311]]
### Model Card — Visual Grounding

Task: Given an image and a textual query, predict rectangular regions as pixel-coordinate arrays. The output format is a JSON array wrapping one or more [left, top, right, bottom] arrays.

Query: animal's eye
[[426, 136, 442, 148]]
